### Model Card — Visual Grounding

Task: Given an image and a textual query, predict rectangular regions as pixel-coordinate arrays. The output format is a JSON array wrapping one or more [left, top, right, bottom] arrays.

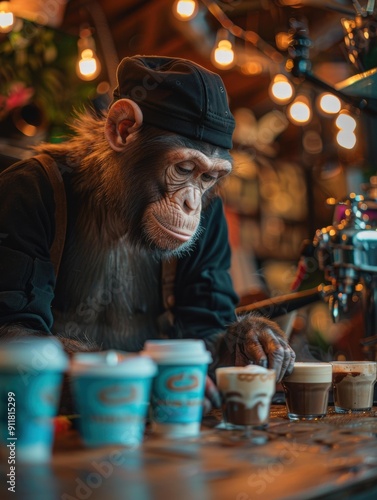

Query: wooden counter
[[3, 405, 377, 500]]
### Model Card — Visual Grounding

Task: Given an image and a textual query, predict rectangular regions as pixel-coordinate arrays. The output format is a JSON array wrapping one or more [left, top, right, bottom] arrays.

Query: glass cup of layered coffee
[[281, 362, 332, 421], [330, 361, 377, 413]]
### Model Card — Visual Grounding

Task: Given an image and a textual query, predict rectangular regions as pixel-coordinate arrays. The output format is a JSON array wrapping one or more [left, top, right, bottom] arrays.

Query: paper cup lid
[[142, 339, 212, 364], [70, 350, 157, 377], [0, 337, 68, 371]]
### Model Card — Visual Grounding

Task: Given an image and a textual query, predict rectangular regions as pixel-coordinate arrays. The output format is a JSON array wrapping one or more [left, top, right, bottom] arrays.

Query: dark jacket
[[0, 157, 238, 352]]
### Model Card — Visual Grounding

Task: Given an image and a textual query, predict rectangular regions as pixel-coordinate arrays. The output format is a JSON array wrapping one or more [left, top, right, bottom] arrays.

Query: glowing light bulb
[[0, 1, 14, 33], [78, 49, 98, 78], [173, 0, 198, 21], [336, 129, 356, 149], [213, 40, 235, 67], [336, 111, 356, 131], [269, 74, 294, 103], [288, 97, 311, 125], [76, 31, 101, 81], [319, 93, 341, 114]]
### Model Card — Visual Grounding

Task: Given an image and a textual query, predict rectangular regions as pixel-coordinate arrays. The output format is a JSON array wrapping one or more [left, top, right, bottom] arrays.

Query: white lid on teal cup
[[0, 337, 68, 371], [70, 350, 157, 377], [141, 339, 212, 365]]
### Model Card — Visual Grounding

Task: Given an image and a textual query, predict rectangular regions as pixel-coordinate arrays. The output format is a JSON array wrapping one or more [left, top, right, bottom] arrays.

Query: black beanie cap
[[110, 55, 235, 150]]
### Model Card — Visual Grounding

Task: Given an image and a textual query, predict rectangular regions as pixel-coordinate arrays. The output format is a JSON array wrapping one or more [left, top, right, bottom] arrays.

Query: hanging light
[[335, 110, 356, 132], [0, 1, 14, 33], [287, 95, 312, 125], [318, 93, 341, 114], [269, 74, 294, 104], [335, 110, 357, 150], [76, 28, 101, 81], [173, 0, 198, 21], [336, 129, 356, 149], [211, 29, 235, 69]]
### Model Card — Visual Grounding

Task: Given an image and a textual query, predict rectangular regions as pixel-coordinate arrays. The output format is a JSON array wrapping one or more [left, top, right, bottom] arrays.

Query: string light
[[335, 111, 356, 131], [288, 95, 312, 125], [173, 0, 198, 21], [211, 29, 235, 69], [336, 129, 356, 149], [335, 110, 357, 149], [76, 28, 101, 81], [0, 1, 14, 33], [173, 0, 362, 154], [318, 93, 341, 114], [269, 74, 294, 104]]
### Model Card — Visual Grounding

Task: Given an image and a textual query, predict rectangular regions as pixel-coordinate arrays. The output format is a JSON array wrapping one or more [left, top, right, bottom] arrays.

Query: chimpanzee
[[0, 56, 295, 410]]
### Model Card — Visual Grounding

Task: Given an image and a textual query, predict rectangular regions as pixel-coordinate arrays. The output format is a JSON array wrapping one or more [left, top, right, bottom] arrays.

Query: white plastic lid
[[142, 339, 212, 365], [0, 337, 68, 371], [70, 350, 157, 377]]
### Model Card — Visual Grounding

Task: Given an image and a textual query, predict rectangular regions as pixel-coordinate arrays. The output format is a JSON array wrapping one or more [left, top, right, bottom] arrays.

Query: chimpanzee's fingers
[[204, 375, 221, 410], [243, 329, 295, 382], [267, 339, 296, 382], [242, 334, 271, 369]]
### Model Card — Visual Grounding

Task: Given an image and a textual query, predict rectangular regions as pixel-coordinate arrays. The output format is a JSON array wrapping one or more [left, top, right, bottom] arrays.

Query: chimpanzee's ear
[[105, 98, 143, 152]]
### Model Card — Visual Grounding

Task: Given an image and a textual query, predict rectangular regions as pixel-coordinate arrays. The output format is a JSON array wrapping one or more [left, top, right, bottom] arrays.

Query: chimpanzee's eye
[[202, 172, 218, 183], [176, 162, 194, 175]]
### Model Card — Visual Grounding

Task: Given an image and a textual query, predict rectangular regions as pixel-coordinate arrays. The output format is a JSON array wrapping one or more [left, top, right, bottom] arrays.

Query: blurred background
[[1, 0, 377, 360]]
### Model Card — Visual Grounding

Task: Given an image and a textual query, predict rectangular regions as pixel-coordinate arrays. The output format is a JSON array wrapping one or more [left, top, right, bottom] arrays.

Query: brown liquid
[[332, 372, 374, 411], [282, 381, 331, 418], [333, 371, 361, 384], [222, 391, 270, 426]]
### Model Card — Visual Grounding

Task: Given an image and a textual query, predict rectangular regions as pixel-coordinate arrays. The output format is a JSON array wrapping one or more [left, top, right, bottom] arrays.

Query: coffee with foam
[[331, 361, 377, 413], [216, 365, 276, 427], [282, 362, 332, 421], [283, 362, 333, 383]]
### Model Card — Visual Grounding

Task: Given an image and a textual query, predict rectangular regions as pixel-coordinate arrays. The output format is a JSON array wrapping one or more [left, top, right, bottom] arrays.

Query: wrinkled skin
[[225, 314, 296, 382], [204, 315, 296, 413], [142, 147, 231, 257]]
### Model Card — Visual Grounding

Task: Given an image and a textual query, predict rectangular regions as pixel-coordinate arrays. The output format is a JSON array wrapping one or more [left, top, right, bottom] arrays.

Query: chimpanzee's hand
[[203, 375, 221, 414], [223, 314, 295, 382]]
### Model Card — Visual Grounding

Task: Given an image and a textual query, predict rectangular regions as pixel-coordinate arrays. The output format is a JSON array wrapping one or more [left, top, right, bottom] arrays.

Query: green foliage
[[0, 19, 96, 138]]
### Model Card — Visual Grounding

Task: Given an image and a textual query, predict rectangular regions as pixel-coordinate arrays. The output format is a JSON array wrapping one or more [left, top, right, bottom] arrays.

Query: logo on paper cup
[[166, 373, 200, 392], [98, 385, 138, 406]]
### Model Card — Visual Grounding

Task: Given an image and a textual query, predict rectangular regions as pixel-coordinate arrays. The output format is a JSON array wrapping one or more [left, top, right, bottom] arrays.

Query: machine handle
[[235, 285, 327, 318]]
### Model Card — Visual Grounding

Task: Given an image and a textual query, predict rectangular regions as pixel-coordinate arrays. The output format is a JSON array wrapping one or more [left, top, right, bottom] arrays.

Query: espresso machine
[[314, 186, 377, 360], [236, 6, 377, 360]]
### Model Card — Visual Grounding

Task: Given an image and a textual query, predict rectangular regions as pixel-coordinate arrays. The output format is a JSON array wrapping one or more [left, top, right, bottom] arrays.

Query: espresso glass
[[282, 362, 332, 421], [330, 361, 377, 413], [216, 365, 276, 429]]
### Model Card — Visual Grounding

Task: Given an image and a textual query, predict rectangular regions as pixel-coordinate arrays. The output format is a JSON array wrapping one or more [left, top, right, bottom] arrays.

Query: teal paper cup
[[70, 351, 156, 448], [142, 340, 212, 438], [0, 337, 68, 463]]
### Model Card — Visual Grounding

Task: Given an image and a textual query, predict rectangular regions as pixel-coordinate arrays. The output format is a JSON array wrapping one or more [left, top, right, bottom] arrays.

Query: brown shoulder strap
[[161, 258, 177, 311], [34, 154, 67, 277], [157, 257, 177, 337]]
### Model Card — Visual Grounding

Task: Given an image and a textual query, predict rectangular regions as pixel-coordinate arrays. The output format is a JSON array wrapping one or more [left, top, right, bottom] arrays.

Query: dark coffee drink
[[281, 362, 332, 421], [331, 361, 377, 413], [283, 382, 331, 419]]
